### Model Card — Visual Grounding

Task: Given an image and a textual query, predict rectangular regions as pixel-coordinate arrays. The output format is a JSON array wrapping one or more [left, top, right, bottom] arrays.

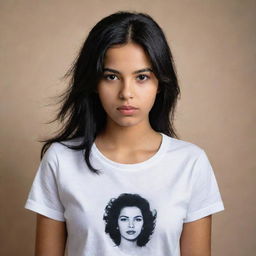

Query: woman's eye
[[135, 218, 142, 222], [120, 218, 127, 221], [137, 74, 149, 81], [104, 74, 118, 80]]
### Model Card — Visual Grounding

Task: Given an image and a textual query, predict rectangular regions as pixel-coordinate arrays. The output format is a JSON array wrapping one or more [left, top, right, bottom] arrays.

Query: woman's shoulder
[[44, 137, 84, 157], [163, 134, 205, 158]]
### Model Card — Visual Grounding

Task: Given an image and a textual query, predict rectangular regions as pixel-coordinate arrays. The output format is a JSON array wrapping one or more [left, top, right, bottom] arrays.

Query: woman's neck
[[96, 124, 160, 151]]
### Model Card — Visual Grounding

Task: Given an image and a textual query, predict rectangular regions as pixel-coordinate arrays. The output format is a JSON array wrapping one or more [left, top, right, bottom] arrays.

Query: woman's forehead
[[103, 43, 152, 69], [119, 206, 142, 216]]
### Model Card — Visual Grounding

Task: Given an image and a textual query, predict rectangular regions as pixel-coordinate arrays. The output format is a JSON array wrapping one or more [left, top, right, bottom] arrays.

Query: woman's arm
[[180, 215, 212, 256], [35, 214, 67, 256]]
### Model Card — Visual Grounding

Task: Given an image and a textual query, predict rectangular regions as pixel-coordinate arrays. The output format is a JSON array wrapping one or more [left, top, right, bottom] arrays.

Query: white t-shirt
[[24, 132, 225, 256]]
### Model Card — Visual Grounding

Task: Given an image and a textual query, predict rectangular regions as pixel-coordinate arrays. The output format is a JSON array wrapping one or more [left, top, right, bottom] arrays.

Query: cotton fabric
[[24, 132, 225, 256]]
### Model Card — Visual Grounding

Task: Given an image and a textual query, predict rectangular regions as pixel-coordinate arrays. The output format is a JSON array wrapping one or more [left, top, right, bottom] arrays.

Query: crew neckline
[[91, 132, 168, 171]]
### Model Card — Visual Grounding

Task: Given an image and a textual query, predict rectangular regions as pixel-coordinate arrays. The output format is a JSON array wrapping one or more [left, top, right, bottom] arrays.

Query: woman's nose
[[119, 79, 134, 99], [128, 220, 135, 228]]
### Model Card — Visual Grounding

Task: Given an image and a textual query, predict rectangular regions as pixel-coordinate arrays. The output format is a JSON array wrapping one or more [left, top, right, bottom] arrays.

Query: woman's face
[[97, 42, 159, 129], [118, 206, 144, 241]]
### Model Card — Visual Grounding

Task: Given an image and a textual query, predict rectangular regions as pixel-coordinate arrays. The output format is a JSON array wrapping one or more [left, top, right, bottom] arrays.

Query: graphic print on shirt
[[103, 193, 157, 252]]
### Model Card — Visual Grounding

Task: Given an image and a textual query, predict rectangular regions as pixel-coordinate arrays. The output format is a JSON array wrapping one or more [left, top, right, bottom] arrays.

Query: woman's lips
[[126, 231, 136, 235], [118, 108, 137, 115], [117, 105, 138, 110], [117, 105, 138, 115]]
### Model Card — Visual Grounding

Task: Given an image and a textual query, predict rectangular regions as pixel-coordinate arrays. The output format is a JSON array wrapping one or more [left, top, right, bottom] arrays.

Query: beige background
[[1, 0, 255, 255]]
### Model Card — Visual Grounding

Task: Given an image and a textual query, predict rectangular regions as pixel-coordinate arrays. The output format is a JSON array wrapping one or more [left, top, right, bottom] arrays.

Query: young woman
[[24, 11, 225, 256]]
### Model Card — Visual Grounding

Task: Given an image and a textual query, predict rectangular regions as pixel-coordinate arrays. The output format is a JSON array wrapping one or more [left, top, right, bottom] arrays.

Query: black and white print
[[103, 193, 157, 252]]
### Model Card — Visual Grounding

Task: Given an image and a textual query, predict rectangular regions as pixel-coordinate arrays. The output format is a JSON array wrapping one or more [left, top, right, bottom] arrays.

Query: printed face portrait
[[103, 193, 157, 247], [118, 206, 144, 241]]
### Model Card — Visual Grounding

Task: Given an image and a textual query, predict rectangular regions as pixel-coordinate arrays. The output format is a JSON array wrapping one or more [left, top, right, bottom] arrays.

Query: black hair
[[103, 193, 157, 246], [40, 10, 180, 174]]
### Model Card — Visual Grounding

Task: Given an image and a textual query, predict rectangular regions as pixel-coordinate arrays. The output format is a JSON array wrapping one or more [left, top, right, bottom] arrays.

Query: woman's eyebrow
[[119, 215, 143, 218], [103, 67, 153, 74]]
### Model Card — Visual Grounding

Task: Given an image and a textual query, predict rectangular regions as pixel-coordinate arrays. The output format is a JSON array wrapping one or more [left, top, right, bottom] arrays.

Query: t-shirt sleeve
[[24, 144, 65, 222], [183, 149, 225, 223]]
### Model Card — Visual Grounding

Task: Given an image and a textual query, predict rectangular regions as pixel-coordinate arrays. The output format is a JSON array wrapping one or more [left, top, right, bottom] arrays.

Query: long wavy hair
[[40, 10, 181, 174], [103, 193, 157, 247]]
